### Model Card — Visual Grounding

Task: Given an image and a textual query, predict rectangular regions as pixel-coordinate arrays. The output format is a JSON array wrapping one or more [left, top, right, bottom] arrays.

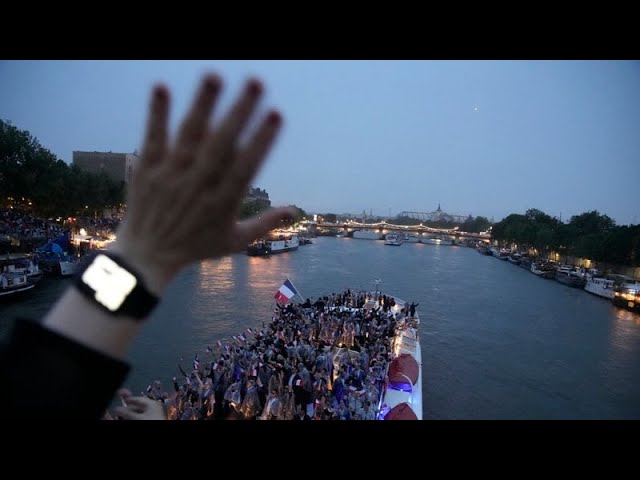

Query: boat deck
[[137, 289, 424, 420]]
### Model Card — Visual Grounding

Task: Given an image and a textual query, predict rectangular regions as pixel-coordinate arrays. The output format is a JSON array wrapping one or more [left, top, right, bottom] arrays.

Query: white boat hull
[[584, 278, 615, 300], [378, 297, 422, 420], [353, 230, 383, 240], [384, 233, 403, 246], [1, 272, 35, 297], [60, 260, 77, 277], [422, 237, 452, 245]]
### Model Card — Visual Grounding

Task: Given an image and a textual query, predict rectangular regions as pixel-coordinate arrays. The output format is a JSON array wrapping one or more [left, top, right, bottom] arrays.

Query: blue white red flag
[[274, 279, 300, 304]]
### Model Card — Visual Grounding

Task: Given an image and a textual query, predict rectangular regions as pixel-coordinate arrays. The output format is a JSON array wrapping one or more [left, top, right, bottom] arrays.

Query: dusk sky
[[1, 60, 638, 224]]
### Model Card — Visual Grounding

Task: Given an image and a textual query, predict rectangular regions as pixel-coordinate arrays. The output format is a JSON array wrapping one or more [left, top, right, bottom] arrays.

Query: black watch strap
[[74, 251, 159, 320]]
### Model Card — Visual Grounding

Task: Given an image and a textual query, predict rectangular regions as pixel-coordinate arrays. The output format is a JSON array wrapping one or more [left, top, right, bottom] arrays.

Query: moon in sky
[[473, 106, 479, 112]]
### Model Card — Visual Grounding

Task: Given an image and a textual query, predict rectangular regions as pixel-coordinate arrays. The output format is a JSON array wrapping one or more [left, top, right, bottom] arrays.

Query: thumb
[[233, 207, 297, 249], [113, 406, 144, 420]]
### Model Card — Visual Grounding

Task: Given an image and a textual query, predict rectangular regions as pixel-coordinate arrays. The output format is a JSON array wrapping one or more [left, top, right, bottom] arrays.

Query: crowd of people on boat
[[122, 290, 419, 421]]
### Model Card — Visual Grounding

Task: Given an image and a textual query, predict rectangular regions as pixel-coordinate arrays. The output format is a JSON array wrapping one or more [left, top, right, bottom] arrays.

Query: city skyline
[[1, 60, 638, 225]]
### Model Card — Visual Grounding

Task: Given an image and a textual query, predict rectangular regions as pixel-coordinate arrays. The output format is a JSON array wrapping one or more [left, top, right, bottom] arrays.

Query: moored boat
[[352, 230, 383, 240], [490, 247, 510, 260], [555, 266, 586, 288], [59, 254, 78, 277], [384, 233, 403, 246], [612, 282, 640, 313], [477, 244, 492, 255], [0, 254, 43, 284], [0, 271, 35, 299], [422, 236, 452, 246], [404, 233, 420, 243], [531, 261, 556, 279], [247, 233, 300, 256], [584, 274, 633, 300], [507, 253, 522, 265]]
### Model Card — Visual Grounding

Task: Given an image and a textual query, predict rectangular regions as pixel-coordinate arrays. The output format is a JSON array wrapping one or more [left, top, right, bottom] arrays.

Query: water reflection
[[198, 256, 235, 293], [247, 251, 295, 291], [614, 307, 640, 325], [606, 306, 640, 363]]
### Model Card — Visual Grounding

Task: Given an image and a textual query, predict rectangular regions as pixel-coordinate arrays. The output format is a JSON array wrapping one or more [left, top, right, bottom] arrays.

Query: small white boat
[[613, 282, 640, 313], [384, 233, 403, 246], [531, 262, 556, 279], [585, 274, 633, 300], [352, 230, 383, 240], [556, 266, 586, 288], [422, 236, 452, 245], [247, 233, 300, 256], [1, 255, 43, 283], [0, 272, 35, 298], [404, 233, 420, 243], [59, 256, 78, 277]]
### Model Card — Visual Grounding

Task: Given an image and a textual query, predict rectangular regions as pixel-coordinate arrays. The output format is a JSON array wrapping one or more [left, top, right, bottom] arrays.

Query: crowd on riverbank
[[125, 290, 418, 421], [1, 208, 120, 252], [1, 208, 67, 247]]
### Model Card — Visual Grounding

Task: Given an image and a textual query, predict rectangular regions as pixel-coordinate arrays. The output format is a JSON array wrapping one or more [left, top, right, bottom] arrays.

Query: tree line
[[492, 208, 640, 267], [390, 214, 492, 233], [1, 119, 125, 217], [1, 119, 309, 222]]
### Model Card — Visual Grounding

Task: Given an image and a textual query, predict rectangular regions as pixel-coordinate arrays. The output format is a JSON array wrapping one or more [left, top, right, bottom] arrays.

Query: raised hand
[[112, 74, 296, 295], [113, 389, 167, 420]]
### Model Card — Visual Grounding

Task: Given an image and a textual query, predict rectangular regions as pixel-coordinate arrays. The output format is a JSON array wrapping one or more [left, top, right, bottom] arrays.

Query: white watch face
[[81, 254, 138, 312]]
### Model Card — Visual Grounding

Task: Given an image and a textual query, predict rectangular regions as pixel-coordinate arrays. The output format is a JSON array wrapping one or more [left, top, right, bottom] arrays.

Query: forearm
[[43, 286, 144, 361], [0, 319, 129, 418], [42, 237, 167, 361]]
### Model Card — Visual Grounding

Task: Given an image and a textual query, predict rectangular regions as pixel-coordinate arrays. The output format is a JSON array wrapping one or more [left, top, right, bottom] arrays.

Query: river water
[[2, 237, 639, 419]]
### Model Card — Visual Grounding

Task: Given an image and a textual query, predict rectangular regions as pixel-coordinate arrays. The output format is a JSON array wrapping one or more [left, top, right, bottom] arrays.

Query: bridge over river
[[312, 221, 491, 240]]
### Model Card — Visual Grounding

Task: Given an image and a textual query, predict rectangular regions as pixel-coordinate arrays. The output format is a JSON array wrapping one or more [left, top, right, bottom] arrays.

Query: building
[[243, 187, 271, 206], [72, 151, 140, 184], [398, 204, 468, 224]]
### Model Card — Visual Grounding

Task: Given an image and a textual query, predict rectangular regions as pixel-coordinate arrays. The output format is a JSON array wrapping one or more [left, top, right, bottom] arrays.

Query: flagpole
[[287, 278, 305, 302]]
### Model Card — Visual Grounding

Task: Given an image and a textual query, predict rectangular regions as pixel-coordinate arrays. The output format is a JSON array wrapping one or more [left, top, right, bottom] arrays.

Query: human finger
[[172, 74, 222, 169], [140, 85, 170, 169]]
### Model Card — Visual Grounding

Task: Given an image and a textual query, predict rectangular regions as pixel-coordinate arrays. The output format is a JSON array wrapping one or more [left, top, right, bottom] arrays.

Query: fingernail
[[154, 85, 168, 100], [247, 78, 263, 96], [267, 111, 282, 126], [204, 74, 221, 93]]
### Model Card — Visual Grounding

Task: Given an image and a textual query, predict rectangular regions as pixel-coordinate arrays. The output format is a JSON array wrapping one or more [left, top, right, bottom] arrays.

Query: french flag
[[274, 279, 299, 304]]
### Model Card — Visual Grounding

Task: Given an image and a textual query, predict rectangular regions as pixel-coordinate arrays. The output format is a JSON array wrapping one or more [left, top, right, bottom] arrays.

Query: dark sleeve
[[0, 319, 130, 419]]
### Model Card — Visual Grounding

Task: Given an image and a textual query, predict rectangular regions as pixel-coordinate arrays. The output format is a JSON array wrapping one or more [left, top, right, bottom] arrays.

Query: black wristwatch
[[74, 251, 159, 320]]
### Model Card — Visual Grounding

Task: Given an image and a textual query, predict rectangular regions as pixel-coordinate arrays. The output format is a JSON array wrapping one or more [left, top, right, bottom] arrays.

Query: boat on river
[[247, 232, 300, 256], [384, 233, 403, 246], [555, 265, 586, 288], [613, 282, 640, 313], [585, 274, 634, 300], [144, 288, 422, 421]]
